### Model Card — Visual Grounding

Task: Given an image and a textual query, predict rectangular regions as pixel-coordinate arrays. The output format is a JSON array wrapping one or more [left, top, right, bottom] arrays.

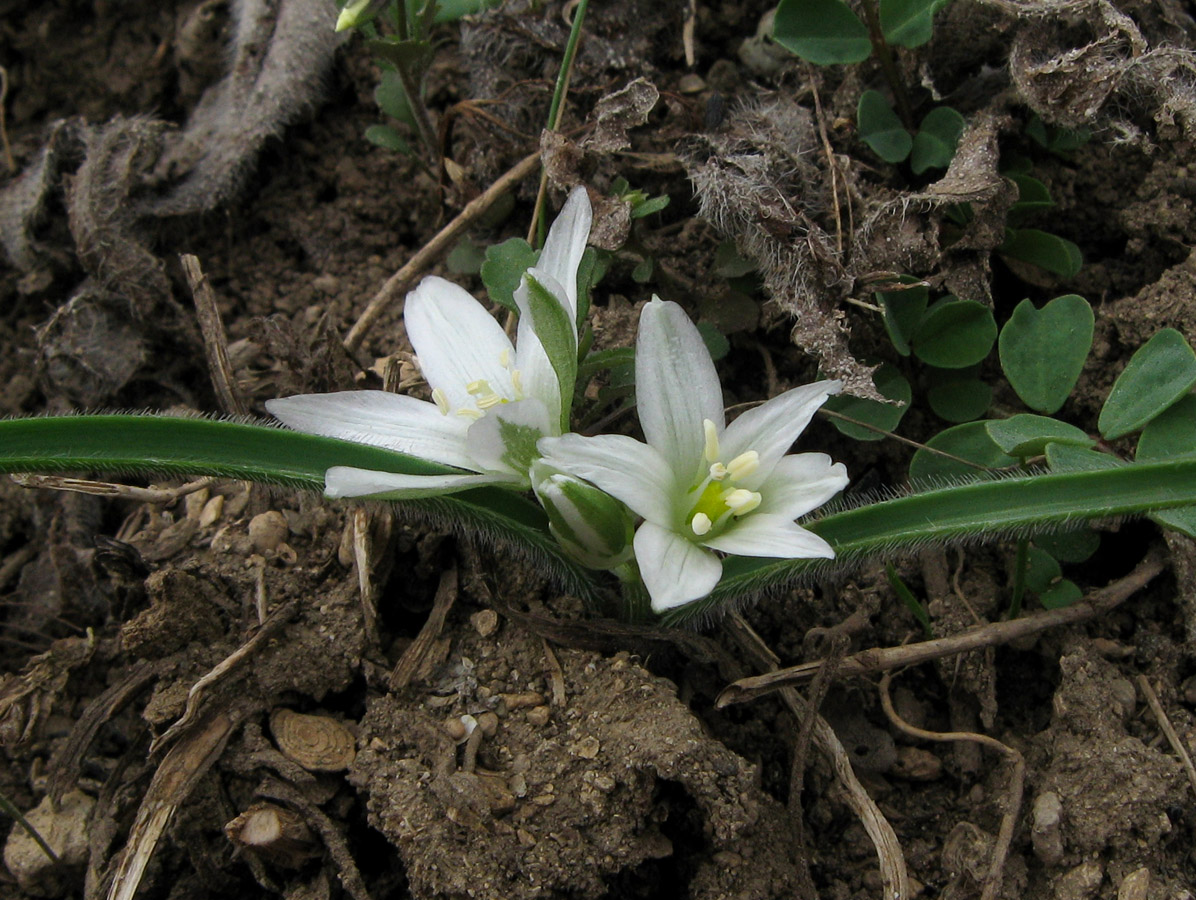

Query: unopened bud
[[531, 463, 634, 570]]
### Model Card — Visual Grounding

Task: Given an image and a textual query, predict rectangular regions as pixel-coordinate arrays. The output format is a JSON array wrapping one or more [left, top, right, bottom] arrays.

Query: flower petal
[[757, 453, 850, 519], [537, 185, 592, 321], [636, 298, 725, 483], [634, 521, 723, 612], [720, 380, 842, 481], [702, 514, 835, 559], [464, 398, 553, 477], [266, 391, 475, 470], [324, 467, 520, 499], [537, 433, 676, 525], [513, 269, 576, 423], [404, 276, 515, 411]]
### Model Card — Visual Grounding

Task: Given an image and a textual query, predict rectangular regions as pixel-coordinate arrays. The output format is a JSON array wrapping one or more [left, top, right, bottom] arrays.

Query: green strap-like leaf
[[0, 415, 598, 599], [663, 457, 1196, 623]]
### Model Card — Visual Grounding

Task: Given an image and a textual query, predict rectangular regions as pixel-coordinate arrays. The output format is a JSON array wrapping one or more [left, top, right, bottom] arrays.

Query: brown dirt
[[2, 1, 1196, 899]]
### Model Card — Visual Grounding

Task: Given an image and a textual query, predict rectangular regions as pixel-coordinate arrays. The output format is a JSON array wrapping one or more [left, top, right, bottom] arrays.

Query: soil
[[2, 1, 1196, 899]]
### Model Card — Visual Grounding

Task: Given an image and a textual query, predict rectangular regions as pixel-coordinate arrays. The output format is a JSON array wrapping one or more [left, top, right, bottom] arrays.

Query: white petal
[[324, 467, 520, 499], [634, 521, 723, 612], [404, 276, 515, 410], [267, 391, 475, 470], [513, 269, 575, 418], [757, 453, 850, 519], [537, 185, 592, 321], [537, 433, 676, 525], [719, 380, 841, 481], [464, 398, 553, 477], [702, 515, 835, 559], [636, 298, 725, 483]]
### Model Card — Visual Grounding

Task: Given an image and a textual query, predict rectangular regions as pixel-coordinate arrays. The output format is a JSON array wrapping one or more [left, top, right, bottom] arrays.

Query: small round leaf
[[910, 106, 965, 174], [998, 295, 1094, 414], [773, 0, 872, 65], [858, 91, 913, 163], [1098, 328, 1196, 440], [912, 298, 997, 369], [824, 364, 911, 441], [926, 372, 991, 422], [1033, 529, 1099, 563], [877, 278, 929, 356], [999, 228, 1083, 278], [985, 414, 1093, 458], [909, 421, 1018, 485]]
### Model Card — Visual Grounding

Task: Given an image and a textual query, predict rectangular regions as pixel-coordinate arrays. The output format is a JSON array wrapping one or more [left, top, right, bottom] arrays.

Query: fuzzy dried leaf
[[583, 78, 660, 153]]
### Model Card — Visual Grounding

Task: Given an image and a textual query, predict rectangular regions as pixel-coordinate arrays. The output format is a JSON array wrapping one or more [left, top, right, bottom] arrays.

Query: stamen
[[466, 379, 492, 397], [475, 394, 502, 410], [727, 451, 760, 481], [691, 513, 713, 536], [708, 462, 728, 481], [723, 488, 762, 515], [703, 419, 720, 463], [432, 388, 450, 416], [455, 408, 483, 421], [511, 369, 524, 400], [499, 348, 511, 368]]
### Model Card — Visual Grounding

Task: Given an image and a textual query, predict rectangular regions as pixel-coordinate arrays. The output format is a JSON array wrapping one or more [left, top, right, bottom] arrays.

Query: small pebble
[[531, 794, 556, 806], [526, 706, 550, 727], [1109, 678, 1137, 721], [1117, 868, 1150, 900], [248, 511, 289, 553], [470, 609, 499, 637], [678, 73, 706, 93], [501, 691, 544, 711], [476, 711, 499, 737], [444, 717, 467, 741], [184, 487, 210, 520], [199, 494, 224, 527], [573, 736, 601, 760], [1032, 791, 1065, 867]]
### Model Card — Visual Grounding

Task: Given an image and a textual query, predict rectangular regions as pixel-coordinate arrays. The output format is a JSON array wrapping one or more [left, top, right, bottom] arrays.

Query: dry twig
[[344, 151, 541, 354], [182, 254, 248, 416], [1136, 673, 1196, 801], [390, 567, 458, 691], [717, 546, 1167, 707]]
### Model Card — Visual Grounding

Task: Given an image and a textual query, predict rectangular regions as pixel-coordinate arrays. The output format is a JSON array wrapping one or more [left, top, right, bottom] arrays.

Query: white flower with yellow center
[[266, 186, 591, 498], [538, 297, 849, 612]]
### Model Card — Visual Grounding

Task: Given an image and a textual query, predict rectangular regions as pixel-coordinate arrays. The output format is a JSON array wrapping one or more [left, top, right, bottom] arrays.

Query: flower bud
[[335, 0, 387, 32], [531, 463, 634, 570]]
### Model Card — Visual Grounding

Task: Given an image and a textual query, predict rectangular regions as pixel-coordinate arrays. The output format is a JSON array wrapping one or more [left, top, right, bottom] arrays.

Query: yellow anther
[[511, 369, 524, 399], [703, 419, 720, 463], [466, 379, 492, 397], [709, 462, 728, 481], [727, 451, 760, 481], [455, 408, 483, 421], [723, 488, 762, 515], [691, 512, 713, 536], [432, 388, 450, 416], [499, 348, 511, 368]]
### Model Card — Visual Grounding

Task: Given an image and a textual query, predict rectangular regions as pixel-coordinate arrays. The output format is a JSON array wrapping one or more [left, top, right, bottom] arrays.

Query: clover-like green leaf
[[480, 238, 539, 314], [1099, 328, 1196, 440], [926, 368, 991, 422], [1033, 528, 1099, 563], [824, 364, 912, 441], [1005, 173, 1056, 226], [999, 228, 1083, 278], [985, 414, 1094, 458], [877, 278, 929, 356], [858, 90, 913, 163], [1135, 393, 1196, 537], [773, 0, 872, 65], [911, 297, 996, 369], [998, 295, 1093, 414], [909, 420, 1018, 484], [880, 0, 950, 48], [910, 105, 965, 174]]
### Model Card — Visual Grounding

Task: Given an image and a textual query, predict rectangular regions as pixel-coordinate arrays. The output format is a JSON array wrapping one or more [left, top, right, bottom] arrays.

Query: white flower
[[267, 186, 592, 499], [538, 297, 849, 612]]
